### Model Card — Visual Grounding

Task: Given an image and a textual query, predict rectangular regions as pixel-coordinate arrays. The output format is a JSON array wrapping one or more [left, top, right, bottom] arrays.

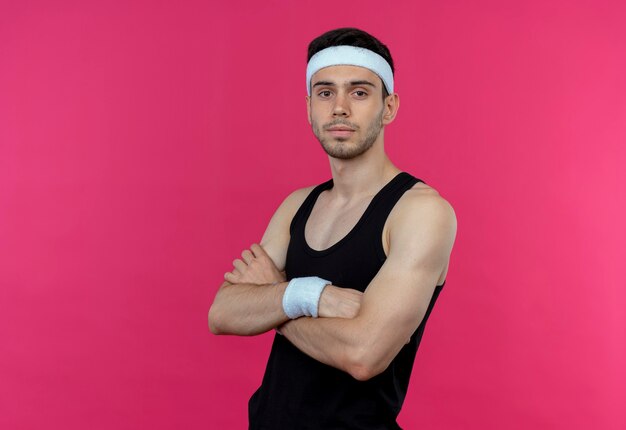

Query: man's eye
[[319, 90, 332, 97], [354, 91, 367, 97]]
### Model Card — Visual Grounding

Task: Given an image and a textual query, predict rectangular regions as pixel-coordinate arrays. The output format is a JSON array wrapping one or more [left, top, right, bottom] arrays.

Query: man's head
[[307, 28, 395, 101], [305, 28, 399, 160]]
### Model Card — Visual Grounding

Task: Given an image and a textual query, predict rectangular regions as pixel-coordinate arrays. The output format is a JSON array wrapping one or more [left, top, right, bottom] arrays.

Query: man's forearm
[[209, 281, 289, 336], [280, 316, 378, 381]]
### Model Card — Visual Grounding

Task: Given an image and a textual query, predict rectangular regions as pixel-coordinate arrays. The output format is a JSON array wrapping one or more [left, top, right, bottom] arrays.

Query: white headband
[[306, 45, 394, 95]]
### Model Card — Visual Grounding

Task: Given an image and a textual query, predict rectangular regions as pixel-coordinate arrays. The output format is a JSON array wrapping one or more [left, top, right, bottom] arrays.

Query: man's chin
[[322, 146, 366, 160]]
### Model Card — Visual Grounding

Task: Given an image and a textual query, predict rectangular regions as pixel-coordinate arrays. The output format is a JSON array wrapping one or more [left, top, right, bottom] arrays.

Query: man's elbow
[[345, 346, 389, 381], [208, 305, 224, 335], [347, 364, 380, 382], [208, 281, 231, 335]]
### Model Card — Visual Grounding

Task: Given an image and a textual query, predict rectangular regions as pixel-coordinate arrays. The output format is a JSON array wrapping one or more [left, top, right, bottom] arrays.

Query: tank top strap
[[289, 178, 333, 236], [368, 172, 424, 262]]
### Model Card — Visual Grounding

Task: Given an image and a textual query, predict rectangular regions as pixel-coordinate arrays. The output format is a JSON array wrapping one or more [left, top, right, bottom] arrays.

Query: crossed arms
[[208, 186, 457, 381]]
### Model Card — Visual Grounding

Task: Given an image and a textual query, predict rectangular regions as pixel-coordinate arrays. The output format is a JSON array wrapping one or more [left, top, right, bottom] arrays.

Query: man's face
[[307, 65, 390, 160]]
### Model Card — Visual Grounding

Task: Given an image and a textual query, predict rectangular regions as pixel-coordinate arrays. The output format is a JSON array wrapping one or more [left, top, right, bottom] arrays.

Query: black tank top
[[248, 172, 445, 430]]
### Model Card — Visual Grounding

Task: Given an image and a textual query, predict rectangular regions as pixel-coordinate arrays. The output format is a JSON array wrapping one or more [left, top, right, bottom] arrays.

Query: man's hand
[[318, 286, 363, 319], [225, 243, 286, 285]]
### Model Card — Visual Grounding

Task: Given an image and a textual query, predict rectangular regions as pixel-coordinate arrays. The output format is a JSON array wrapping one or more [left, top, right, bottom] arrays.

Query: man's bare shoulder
[[277, 185, 317, 215], [404, 181, 455, 213], [388, 181, 457, 237]]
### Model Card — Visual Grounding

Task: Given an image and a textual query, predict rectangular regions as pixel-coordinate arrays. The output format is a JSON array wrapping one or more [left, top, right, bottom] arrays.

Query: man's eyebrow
[[312, 81, 335, 88], [348, 80, 376, 87], [312, 80, 377, 88]]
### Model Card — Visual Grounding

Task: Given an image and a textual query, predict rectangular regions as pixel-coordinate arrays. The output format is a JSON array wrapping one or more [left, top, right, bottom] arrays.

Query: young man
[[209, 27, 457, 429]]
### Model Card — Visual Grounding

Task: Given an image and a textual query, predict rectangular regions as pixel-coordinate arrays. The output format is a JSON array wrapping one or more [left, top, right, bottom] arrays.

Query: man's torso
[[248, 172, 446, 429]]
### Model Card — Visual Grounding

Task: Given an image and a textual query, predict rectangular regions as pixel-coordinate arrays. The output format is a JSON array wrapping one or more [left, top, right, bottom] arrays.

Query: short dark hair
[[307, 27, 394, 99]]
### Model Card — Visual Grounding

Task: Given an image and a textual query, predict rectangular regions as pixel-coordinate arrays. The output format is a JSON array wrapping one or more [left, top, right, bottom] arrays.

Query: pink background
[[1, 0, 625, 429]]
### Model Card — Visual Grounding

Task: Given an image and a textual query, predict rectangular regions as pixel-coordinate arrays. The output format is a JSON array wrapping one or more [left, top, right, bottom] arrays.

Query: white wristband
[[282, 276, 331, 319]]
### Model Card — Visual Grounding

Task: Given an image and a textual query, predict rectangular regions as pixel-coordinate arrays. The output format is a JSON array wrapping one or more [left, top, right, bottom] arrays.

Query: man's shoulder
[[383, 179, 457, 263], [280, 184, 317, 211], [286, 184, 318, 201], [390, 180, 456, 231], [269, 184, 319, 223], [406, 180, 453, 208]]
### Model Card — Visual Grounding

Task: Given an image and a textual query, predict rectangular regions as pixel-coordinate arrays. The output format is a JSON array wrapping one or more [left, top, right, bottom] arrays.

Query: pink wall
[[1, 1, 624, 428]]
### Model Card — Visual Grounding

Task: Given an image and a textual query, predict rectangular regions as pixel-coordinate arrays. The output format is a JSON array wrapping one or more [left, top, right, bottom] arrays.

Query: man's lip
[[327, 126, 355, 131]]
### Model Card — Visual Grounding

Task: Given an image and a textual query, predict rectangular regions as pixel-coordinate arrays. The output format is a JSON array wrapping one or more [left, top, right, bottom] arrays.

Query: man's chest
[[303, 194, 390, 254]]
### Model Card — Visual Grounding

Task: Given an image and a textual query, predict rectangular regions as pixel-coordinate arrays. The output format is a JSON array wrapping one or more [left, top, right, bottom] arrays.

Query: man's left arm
[[279, 194, 457, 381]]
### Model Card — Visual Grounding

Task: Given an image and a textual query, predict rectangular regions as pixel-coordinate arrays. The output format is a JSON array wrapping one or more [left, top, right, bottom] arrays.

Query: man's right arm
[[208, 187, 310, 336]]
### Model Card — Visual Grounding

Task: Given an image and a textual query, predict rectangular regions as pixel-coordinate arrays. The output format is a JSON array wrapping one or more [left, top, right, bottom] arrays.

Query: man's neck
[[327, 142, 401, 201]]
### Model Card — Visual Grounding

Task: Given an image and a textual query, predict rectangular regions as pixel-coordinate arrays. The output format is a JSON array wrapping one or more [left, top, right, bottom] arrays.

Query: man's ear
[[382, 93, 400, 125], [305, 95, 311, 124]]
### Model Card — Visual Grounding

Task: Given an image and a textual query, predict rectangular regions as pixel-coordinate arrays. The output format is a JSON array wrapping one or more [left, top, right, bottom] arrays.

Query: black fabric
[[248, 172, 445, 430]]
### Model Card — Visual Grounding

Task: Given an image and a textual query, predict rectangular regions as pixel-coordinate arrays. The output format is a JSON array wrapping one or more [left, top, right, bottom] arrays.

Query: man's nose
[[332, 93, 350, 116]]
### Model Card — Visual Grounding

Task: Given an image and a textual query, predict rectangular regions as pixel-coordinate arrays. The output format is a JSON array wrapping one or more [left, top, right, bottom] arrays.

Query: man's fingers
[[232, 259, 246, 272], [250, 243, 267, 258], [225, 268, 244, 283], [224, 272, 236, 283], [241, 249, 254, 264]]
